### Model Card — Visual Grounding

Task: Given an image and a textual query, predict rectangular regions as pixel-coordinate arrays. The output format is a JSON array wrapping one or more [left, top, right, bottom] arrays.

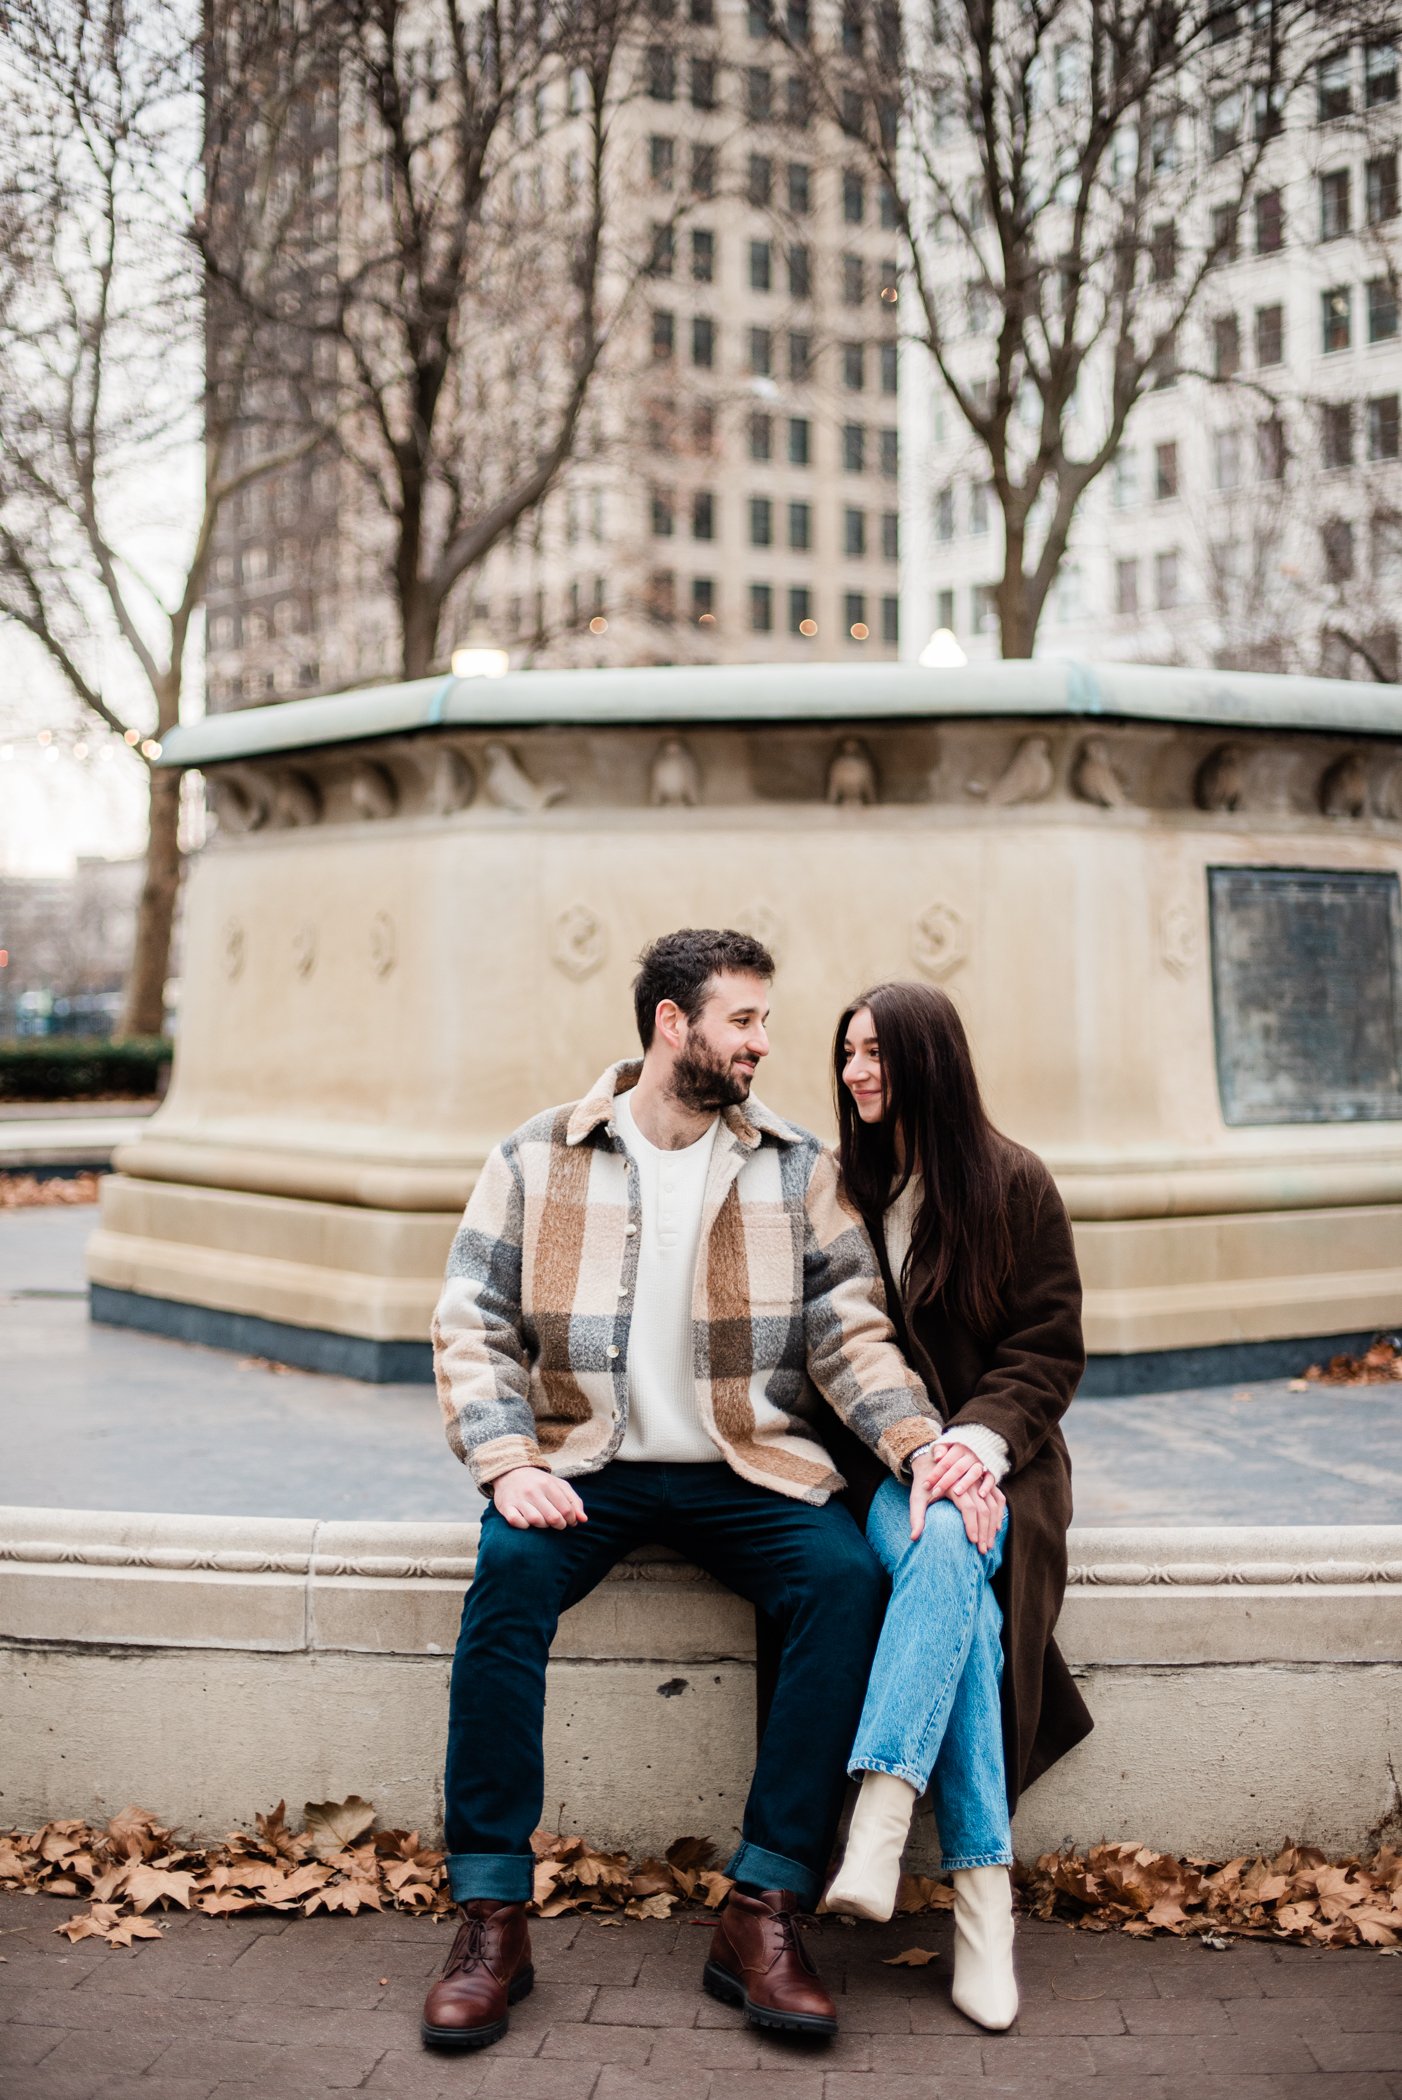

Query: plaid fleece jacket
[[432, 1059, 941, 1505]]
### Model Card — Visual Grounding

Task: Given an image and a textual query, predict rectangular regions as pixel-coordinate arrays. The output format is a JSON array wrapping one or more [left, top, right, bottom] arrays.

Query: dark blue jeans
[[443, 1460, 886, 1909]]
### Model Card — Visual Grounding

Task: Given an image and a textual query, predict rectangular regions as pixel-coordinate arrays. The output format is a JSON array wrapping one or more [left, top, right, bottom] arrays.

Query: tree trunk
[[120, 767, 183, 1038], [998, 569, 1038, 659], [400, 581, 441, 682]]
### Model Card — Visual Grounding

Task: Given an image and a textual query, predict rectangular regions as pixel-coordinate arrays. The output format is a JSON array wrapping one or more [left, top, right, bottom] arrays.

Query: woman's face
[[841, 1005, 887, 1124]]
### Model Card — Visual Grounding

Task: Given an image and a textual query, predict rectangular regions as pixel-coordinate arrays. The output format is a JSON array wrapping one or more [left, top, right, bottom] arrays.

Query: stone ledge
[[3, 1507, 1399, 1859]]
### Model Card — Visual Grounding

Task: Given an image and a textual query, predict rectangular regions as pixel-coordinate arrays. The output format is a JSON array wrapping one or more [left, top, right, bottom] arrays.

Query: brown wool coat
[[758, 1147, 1093, 1811]]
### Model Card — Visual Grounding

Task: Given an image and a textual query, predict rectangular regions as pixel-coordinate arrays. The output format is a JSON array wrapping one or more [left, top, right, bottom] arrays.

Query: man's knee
[[468, 1514, 571, 1622], [793, 1514, 885, 1623]]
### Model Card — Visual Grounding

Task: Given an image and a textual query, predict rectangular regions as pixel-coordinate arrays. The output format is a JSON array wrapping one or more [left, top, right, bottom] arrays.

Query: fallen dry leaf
[[1304, 1336, 1402, 1385], [884, 1947, 940, 1967], [303, 1797, 376, 1861]]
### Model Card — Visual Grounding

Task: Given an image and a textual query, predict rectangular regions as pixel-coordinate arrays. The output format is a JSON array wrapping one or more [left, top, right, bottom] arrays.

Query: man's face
[[670, 970, 772, 1111]]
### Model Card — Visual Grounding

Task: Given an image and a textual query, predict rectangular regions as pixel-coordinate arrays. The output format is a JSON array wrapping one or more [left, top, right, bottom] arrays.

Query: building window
[[1322, 287, 1351, 353], [934, 486, 955, 541], [692, 577, 716, 621], [787, 243, 811, 298], [1253, 82, 1283, 142], [692, 315, 716, 366], [788, 417, 811, 466], [647, 569, 676, 622], [1212, 314, 1241, 379], [785, 74, 812, 127], [651, 308, 675, 360], [881, 510, 898, 561], [1115, 558, 1139, 616], [879, 183, 898, 229], [1322, 519, 1355, 583], [841, 342, 865, 391], [1320, 167, 1351, 241], [936, 587, 955, 629], [1210, 90, 1241, 160], [842, 423, 865, 472], [692, 490, 716, 540], [1367, 152, 1399, 225], [788, 501, 812, 550], [1322, 401, 1354, 470], [1209, 202, 1238, 263], [693, 403, 716, 455], [879, 427, 898, 479], [843, 169, 865, 223], [1111, 451, 1139, 509], [787, 0, 811, 43], [747, 67, 772, 122], [1151, 331, 1178, 390], [747, 153, 772, 206], [787, 162, 811, 214], [1368, 279, 1400, 342], [691, 228, 715, 282], [1254, 188, 1284, 253], [973, 583, 998, 633], [969, 480, 990, 535], [650, 488, 674, 536], [648, 223, 674, 277], [1317, 48, 1352, 121], [749, 411, 773, 462], [1213, 428, 1242, 488], [749, 326, 773, 376], [750, 239, 772, 292], [1257, 414, 1287, 481], [690, 57, 717, 109], [747, 0, 770, 35], [1365, 40, 1398, 106], [1150, 221, 1177, 283], [1154, 549, 1181, 608], [1254, 303, 1284, 367], [749, 496, 773, 547], [879, 342, 897, 395], [1369, 394, 1401, 461], [646, 46, 675, 100], [648, 135, 674, 187], [880, 595, 898, 644], [841, 253, 864, 305], [845, 590, 867, 637], [1154, 441, 1178, 500], [691, 143, 717, 197], [839, 86, 864, 137], [750, 582, 773, 632], [788, 331, 813, 382], [789, 585, 814, 635], [844, 507, 866, 556]]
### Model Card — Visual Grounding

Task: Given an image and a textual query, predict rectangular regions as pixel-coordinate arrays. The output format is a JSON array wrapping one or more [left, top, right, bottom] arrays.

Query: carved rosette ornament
[[911, 901, 968, 979], [291, 925, 317, 979], [550, 904, 607, 981], [1159, 899, 1200, 979]]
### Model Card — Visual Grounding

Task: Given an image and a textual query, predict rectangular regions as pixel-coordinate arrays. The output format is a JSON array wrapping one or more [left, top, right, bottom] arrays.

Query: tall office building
[[900, 24, 1401, 678], [203, 1, 904, 708]]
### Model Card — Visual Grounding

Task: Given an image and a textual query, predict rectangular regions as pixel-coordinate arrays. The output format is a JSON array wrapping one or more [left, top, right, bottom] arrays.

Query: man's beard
[[670, 1036, 752, 1114]]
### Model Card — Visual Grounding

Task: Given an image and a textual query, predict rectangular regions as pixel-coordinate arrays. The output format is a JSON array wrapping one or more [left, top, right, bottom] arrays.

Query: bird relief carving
[[1071, 737, 1128, 808], [650, 738, 701, 807], [827, 738, 877, 806], [975, 734, 1055, 806], [482, 741, 566, 812]]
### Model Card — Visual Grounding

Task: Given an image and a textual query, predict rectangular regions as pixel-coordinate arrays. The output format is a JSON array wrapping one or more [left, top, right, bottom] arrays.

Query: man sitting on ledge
[[424, 927, 942, 2050]]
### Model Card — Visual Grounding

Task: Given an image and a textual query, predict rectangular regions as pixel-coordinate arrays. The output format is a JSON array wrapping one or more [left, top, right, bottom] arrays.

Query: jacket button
[[625, 1223, 638, 1236], [606, 1345, 620, 1359]]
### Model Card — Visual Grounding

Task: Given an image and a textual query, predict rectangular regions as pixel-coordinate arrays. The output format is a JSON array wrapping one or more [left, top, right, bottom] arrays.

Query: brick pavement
[[1, 1892, 1399, 2100]]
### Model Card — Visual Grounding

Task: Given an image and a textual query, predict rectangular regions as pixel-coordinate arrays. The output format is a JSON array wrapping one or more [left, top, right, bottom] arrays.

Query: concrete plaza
[[3, 1208, 1400, 1526]]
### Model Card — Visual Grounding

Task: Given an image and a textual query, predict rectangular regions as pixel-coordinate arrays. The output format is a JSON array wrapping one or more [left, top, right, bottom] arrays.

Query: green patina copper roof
[[160, 659, 1402, 769]]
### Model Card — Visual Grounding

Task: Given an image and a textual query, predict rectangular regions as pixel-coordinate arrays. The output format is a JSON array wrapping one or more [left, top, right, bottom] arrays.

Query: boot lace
[[445, 1912, 488, 1976]]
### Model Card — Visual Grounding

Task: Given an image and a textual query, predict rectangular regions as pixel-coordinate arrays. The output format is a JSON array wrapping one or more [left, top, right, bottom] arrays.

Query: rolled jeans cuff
[[725, 1840, 821, 1911], [446, 1852, 536, 1905]]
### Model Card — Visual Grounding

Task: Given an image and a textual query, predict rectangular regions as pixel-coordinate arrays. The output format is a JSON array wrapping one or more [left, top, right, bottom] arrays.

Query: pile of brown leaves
[[0, 1170, 100, 1208], [1019, 1841, 1402, 1948], [4, 1806, 1397, 1955], [1300, 1337, 1402, 1386]]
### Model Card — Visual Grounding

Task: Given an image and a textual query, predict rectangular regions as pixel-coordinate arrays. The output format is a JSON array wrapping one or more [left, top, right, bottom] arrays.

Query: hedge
[[0, 1038, 172, 1102]]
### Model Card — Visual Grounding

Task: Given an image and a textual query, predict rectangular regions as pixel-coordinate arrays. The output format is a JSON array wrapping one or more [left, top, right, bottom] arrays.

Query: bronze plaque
[[1209, 867, 1402, 1125]]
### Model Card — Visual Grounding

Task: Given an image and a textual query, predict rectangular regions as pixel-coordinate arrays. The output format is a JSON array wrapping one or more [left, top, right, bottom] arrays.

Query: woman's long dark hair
[[834, 982, 1017, 1336]]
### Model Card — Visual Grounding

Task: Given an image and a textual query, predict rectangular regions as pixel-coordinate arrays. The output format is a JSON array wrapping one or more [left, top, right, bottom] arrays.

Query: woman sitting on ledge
[[819, 982, 1092, 2029]]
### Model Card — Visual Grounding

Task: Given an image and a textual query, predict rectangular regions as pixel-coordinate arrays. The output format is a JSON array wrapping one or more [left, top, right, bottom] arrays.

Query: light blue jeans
[[848, 1477, 1013, 1872]]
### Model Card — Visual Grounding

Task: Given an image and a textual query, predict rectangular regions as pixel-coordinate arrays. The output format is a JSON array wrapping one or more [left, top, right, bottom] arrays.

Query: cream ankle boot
[[823, 1774, 918, 1922], [950, 1866, 1018, 2029]]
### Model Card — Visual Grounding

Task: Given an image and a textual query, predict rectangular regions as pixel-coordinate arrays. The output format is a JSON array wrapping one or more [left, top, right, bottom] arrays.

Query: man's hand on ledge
[[909, 1443, 1005, 1555], [493, 1467, 588, 1529]]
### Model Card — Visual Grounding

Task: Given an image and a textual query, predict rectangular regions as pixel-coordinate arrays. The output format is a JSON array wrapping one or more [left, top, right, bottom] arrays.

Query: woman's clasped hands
[[909, 1441, 1006, 1554]]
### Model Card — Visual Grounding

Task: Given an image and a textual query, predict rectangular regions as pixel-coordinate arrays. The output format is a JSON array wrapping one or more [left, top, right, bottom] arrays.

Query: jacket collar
[[566, 1058, 803, 1151]]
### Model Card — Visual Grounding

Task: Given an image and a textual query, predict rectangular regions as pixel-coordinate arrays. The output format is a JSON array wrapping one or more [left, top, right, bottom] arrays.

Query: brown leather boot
[[703, 1887, 838, 2036], [421, 1900, 534, 2049]]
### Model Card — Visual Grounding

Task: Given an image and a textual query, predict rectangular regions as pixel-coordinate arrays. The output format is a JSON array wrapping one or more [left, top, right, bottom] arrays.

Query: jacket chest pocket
[[742, 1213, 800, 1312]]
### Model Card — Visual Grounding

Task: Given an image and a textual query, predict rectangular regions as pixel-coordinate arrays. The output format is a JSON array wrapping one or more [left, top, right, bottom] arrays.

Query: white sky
[[0, 630, 152, 876]]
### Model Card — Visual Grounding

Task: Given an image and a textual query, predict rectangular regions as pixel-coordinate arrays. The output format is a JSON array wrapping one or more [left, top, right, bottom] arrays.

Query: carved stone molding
[[911, 901, 968, 979], [350, 761, 399, 822], [273, 769, 322, 828], [291, 924, 317, 978], [220, 920, 246, 982], [1321, 751, 1368, 820], [551, 903, 607, 980], [1159, 899, 1200, 978]]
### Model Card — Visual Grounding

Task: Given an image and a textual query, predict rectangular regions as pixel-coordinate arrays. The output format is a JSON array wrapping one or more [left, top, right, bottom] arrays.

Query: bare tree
[[204, 0, 650, 683], [790, 0, 1380, 658], [0, 0, 332, 1033]]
